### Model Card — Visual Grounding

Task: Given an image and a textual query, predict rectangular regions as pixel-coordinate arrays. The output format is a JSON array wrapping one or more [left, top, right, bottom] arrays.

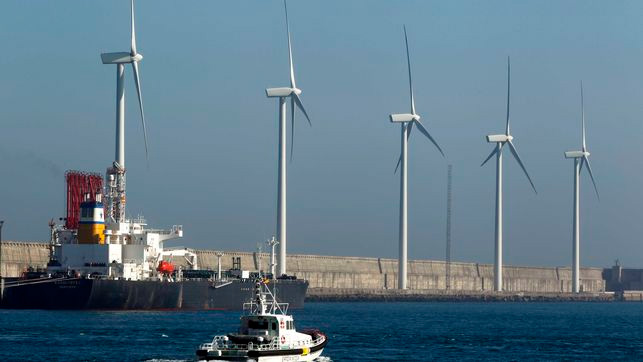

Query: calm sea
[[1, 302, 642, 361]]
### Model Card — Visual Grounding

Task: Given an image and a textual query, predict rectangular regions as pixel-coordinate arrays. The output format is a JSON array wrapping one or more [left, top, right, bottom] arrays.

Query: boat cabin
[[239, 314, 295, 337]]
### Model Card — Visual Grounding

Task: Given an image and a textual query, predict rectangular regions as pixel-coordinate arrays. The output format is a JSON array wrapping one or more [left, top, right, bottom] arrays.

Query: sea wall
[[195, 250, 605, 293], [0, 242, 50, 277], [1, 242, 606, 293]]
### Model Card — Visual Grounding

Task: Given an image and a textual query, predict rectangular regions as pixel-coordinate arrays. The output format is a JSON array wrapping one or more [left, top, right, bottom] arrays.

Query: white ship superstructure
[[50, 201, 185, 281]]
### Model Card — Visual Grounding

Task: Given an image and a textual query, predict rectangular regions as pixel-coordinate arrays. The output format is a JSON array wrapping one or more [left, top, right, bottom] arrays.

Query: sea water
[[1, 302, 642, 361]]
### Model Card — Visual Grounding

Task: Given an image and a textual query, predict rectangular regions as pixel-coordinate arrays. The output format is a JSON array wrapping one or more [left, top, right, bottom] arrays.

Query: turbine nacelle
[[389, 113, 420, 123], [101, 52, 143, 65], [565, 150, 590, 159], [486, 134, 513, 143], [265, 87, 302, 98]]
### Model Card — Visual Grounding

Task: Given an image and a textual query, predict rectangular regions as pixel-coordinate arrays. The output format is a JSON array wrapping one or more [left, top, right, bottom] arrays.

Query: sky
[[1, 0, 643, 268]]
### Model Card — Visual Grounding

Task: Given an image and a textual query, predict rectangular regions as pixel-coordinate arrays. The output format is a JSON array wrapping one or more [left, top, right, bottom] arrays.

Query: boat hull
[[197, 348, 324, 362], [0, 278, 308, 310], [197, 350, 323, 362], [197, 334, 327, 362]]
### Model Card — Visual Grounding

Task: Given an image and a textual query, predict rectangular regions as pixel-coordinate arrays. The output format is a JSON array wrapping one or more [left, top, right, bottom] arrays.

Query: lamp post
[[216, 252, 224, 281], [0, 220, 5, 301], [0, 220, 4, 278]]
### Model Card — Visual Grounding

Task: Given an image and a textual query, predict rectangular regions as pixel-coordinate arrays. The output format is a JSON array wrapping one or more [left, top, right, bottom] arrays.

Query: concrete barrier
[[0, 241, 50, 277], [0, 242, 606, 293]]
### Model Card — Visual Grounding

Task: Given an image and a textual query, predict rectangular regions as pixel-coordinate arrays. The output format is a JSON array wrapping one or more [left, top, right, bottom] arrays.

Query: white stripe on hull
[[256, 349, 324, 362]]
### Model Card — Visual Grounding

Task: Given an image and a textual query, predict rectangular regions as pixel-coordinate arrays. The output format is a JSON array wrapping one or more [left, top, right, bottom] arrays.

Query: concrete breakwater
[[196, 250, 605, 293], [1, 241, 608, 294], [1, 242, 50, 278], [306, 288, 615, 302]]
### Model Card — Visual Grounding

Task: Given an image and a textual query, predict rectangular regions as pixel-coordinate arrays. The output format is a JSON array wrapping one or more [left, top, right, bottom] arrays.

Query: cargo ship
[[0, 184, 307, 310], [0, 1, 307, 310], [0, 183, 307, 310]]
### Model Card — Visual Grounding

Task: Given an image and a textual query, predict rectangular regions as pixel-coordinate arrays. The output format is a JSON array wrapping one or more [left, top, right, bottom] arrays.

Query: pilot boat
[[196, 278, 327, 361]]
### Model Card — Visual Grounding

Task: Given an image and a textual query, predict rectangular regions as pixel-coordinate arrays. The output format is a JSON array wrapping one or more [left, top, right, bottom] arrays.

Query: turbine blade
[[406, 121, 413, 140], [507, 140, 537, 194], [394, 153, 402, 174], [290, 97, 295, 162], [581, 81, 586, 151], [505, 56, 510, 135], [403, 25, 415, 115], [414, 119, 445, 157], [284, 0, 295, 89], [130, 0, 137, 55], [131, 61, 148, 162], [583, 156, 600, 200], [293, 93, 311, 126], [480, 146, 498, 167]]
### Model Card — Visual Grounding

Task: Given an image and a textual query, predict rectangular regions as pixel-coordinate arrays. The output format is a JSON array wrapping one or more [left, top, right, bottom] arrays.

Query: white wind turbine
[[389, 26, 445, 290], [265, 0, 312, 276], [564, 82, 599, 293], [100, 0, 149, 224], [481, 57, 537, 292]]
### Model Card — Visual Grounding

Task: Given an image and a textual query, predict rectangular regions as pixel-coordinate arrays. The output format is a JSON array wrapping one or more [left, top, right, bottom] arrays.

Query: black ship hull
[[0, 278, 308, 310]]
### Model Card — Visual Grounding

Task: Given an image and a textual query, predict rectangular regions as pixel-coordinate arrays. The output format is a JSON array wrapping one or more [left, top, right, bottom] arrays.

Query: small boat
[[196, 278, 327, 361]]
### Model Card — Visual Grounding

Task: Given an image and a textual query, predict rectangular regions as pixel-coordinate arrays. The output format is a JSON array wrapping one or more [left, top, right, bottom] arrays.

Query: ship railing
[[273, 301, 289, 314], [241, 300, 290, 315], [150, 225, 183, 235], [199, 342, 214, 350], [209, 336, 282, 352], [289, 335, 324, 348], [3, 276, 79, 288], [208, 335, 325, 352], [311, 335, 326, 346]]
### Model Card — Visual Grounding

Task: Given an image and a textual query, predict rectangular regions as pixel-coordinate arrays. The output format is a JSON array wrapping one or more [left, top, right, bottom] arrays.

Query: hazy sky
[[1, 1, 643, 268]]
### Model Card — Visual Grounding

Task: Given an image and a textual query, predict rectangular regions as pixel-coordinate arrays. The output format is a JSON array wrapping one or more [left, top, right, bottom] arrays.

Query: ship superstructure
[[49, 180, 185, 282]]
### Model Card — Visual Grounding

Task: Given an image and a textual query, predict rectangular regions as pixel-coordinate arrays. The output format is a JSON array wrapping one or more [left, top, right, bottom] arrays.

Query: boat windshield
[[248, 319, 269, 330], [240, 316, 278, 336]]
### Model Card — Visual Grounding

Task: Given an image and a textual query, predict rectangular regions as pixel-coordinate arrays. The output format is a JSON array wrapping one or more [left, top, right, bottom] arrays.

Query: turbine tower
[[389, 26, 445, 290], [564, 82, 599, 293], [100, 0, 149, 226], [480, 57, 536, 292], [265, 0, 311, 276]]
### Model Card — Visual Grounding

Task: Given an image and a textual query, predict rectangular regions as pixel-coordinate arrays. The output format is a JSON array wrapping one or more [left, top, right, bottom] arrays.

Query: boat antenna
[[256, 242, 263, 279], [267, 236, 279, 278]]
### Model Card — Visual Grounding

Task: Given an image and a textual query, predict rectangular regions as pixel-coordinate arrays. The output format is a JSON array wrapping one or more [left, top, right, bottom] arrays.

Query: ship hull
[[0, 278, 308, 310]]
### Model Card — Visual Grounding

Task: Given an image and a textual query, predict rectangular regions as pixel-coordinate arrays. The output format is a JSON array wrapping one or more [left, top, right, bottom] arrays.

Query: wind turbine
[[481, 57, 537, 292], [564, 82, 599, 293], [389, 26, 445, 290], [265, 0, 312, 276], [100, 0, 148, 225]]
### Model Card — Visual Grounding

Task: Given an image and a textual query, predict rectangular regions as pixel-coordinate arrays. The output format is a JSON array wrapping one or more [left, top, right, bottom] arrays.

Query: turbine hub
[[412, 114, 421, 121], [132, 53, 143, 62], [292, 87, 302, 96]]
